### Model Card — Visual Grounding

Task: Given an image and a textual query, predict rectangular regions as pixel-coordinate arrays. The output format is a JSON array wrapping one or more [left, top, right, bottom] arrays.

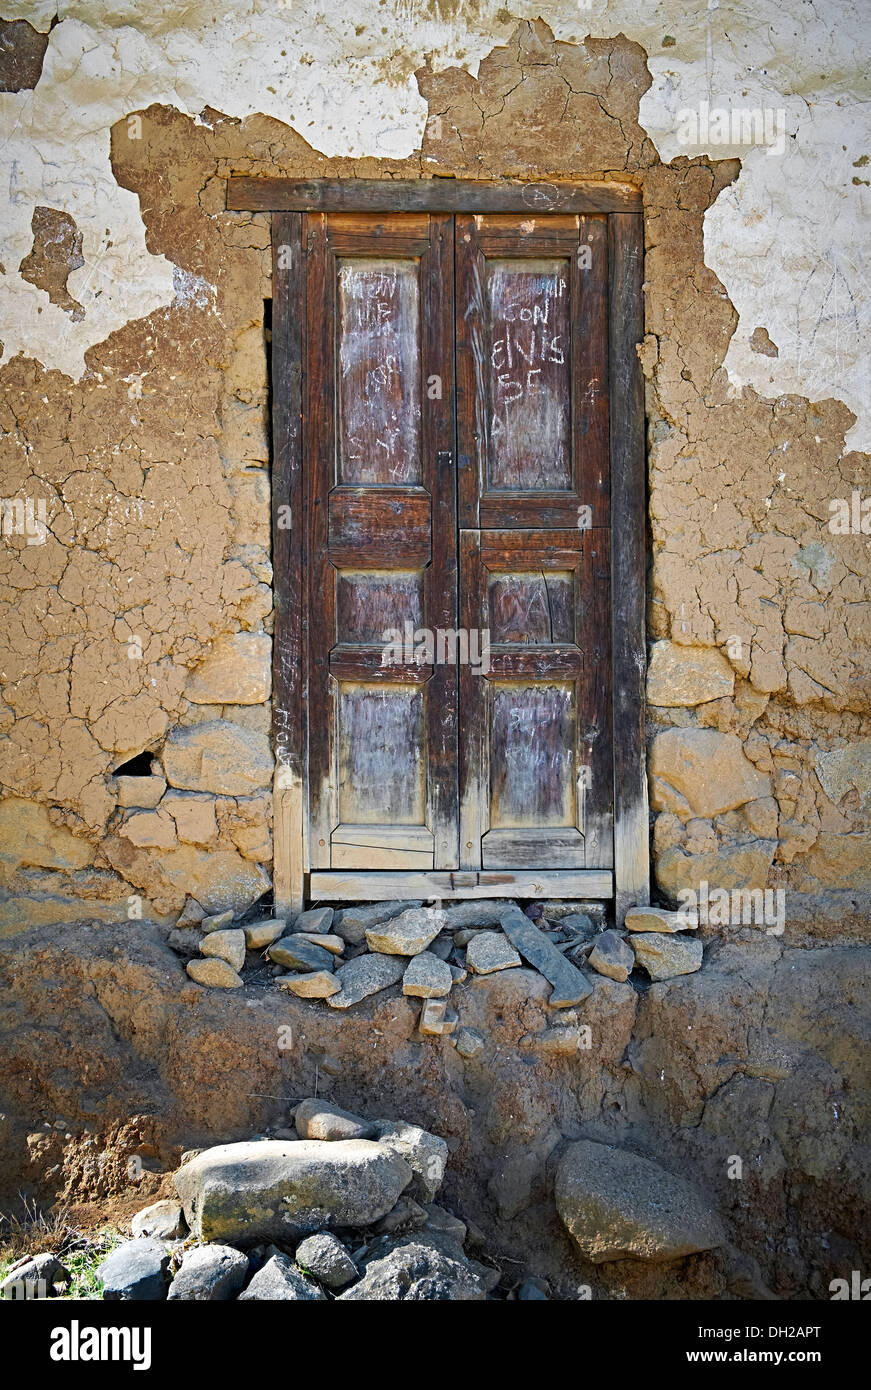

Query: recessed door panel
[[459, 528, 612, 871], [456, 213, 610, 529]]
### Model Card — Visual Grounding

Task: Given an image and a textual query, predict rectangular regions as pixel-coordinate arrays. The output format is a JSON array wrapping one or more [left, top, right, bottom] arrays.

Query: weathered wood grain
[[310, 869, 613, 900], [609, 212, 649, 921], [229, 178, 642, 214], [270, 211, 305, 915]]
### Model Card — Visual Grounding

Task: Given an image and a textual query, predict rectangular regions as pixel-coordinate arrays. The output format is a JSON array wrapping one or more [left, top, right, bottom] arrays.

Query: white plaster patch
[[0, 0, 869, 450]]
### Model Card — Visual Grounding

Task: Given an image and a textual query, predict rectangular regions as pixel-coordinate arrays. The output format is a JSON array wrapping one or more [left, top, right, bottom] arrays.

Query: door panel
[[459, 528, 612, 870], [305, 212, 457, 871], [456, 213, 610, 530]]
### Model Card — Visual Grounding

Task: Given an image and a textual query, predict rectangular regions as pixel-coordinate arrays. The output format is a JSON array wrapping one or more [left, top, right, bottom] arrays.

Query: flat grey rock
[[588, 930, 634, 982], [238, 1252, 326, 1300], [373, 1197, 428, 1236], [442, 900, 511, 929], [167, 1243, 248, 1300], [555, 1140, 725, 1263], [166, 928, 200, 956], [290, 905, 334, 934], [1, 1252, 69, 1299], [632, 932, 703, 980], [555, 912, 598, 940], [131, 1199, 186, 1241], [98, 1239, 169, 1301], [174, 1139, 412, 1244], [295, 1232, 358, 1289], [466, 931, 521, 975], [338, 1235, 485, 1301], [268, 935, 334, 972], [403, 950, 453, 997], [366, 905, 446, 955], [333, 900, 422, 945], [370, 1120, 448, 1201], [540, 900, 607, 923], [201, 909, 234, 933], [454, 1027, 484, 1059], [294, 1097, 375, 1141], [500, 904, 593, 1007], [327, 952, 406, 1008], [423, 1203, 466, 1247]]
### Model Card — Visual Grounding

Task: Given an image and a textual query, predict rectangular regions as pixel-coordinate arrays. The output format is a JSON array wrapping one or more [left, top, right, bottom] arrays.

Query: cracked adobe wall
[[0, 4, 869, 935]]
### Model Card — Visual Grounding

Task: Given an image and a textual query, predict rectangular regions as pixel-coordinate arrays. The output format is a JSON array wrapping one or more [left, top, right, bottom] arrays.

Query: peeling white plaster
[[1, 0, 869, 449]]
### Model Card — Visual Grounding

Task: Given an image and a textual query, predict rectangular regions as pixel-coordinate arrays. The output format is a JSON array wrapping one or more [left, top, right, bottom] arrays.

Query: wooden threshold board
[[308, 870, 613, 901]]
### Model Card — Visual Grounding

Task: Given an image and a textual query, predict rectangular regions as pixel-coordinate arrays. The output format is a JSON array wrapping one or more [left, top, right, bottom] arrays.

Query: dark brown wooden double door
[[302, 210, 614, 894]]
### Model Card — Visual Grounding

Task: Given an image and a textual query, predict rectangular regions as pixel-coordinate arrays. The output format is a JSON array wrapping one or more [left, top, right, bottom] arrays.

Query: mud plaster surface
[[2, 0, 869, 450], [0, 10, 868, 924]]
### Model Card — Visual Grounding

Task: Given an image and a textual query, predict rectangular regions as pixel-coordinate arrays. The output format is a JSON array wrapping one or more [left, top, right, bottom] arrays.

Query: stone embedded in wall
[[215, 792, 272, 863], [101, 834, 270, 915], [649, 729, 772, 820], [0, 797, 95, 876], [185, 632, 271, 705], [157, 846, 270, 915], [814, 740, 871, 816], [789, 832, 871, 893], [632, 932, 703, 981], [656, 841, 776, 898], [555, 1140, 725, 1263], [161, 791, 219, 846], [118, 809, 178, 850], [646, 641, 735, 707], [161, 720, 273, 795], [112, 775, 167, 809], [742, 797, 779, 840]]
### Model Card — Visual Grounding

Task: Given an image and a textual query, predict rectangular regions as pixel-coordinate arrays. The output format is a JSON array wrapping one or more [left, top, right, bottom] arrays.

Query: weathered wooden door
[[257, 182, 646, 916], [455, 214, 612, 875], [305, 213, 458, 875]]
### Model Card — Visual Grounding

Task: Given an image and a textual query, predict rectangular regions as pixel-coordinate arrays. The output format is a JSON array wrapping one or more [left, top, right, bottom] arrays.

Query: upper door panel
[[456, 213, 610, 529]]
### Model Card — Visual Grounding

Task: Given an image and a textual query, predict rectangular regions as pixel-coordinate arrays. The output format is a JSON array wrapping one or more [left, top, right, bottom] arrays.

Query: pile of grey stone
[[1, 1101, 728, 1302], [168, 897, 703, 1027], [93, 1101, 503, 1301]]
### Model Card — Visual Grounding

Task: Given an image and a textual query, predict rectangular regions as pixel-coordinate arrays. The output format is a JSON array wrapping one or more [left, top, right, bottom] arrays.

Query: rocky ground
[[0, 899, 869, 1299], [2, 1096, 728, 1300]]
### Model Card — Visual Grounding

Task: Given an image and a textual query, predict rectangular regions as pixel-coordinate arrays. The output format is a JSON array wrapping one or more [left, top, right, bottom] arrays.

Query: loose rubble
[[166, 896, 715, 1048], [7, 1095, 732, 1302], [631, 932, 704, 980]]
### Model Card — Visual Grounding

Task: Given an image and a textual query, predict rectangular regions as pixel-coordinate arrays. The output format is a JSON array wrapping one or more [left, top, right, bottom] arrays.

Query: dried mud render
[[0, 21, 869, 1291]]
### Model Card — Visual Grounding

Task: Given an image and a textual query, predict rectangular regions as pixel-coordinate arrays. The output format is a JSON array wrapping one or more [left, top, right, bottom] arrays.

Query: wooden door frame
[[230, 179, 648, 922]]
